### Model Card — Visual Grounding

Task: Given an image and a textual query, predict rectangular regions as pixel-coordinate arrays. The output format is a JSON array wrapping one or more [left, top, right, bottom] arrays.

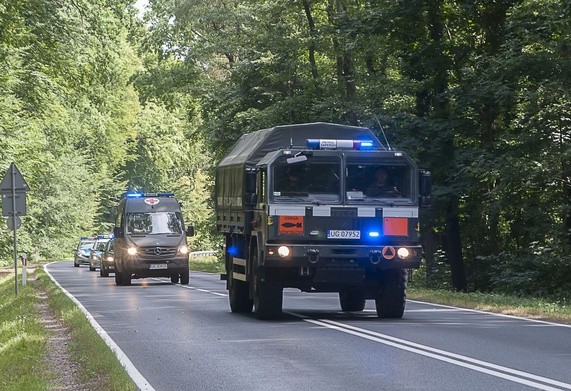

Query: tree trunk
[[445, 199, 467, 291]]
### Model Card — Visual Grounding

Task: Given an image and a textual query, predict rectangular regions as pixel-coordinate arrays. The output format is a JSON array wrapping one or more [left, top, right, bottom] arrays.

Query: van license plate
[[150, 264, 168, 270], [327, 230, 360, 239]]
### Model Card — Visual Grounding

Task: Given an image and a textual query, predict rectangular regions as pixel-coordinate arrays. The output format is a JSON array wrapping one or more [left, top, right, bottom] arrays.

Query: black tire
[[180, 267, 190, 285], [115, 269, 123, 285], [375, 269, 407, 319], [74, 261, 79, 267], [171, 274, 180, 284], [89, 265, 95, 271], [100, 266, 109, 277], [121, 269, 132, 286], [339, 290, 366, 312], [252, 252, 283, 319], [229, 271, 253, 313]]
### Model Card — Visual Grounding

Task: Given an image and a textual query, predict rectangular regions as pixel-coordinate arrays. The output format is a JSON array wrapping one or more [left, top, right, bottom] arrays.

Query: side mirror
[[419, 170, 432, 208], [186, 225, 195, 237], [113, 226, 123, 238]]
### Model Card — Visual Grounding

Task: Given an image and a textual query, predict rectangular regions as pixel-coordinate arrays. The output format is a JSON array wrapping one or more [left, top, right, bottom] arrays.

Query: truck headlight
[[178, 245, 189, 255], [397, 247, 410, 259], [277, 246, 290, 258], [127, 247, 137, 255]]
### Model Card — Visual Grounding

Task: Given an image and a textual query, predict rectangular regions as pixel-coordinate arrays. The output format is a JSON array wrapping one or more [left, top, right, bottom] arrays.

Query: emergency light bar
[[126, 191, 175, 198], [306, 139, 375, 150]]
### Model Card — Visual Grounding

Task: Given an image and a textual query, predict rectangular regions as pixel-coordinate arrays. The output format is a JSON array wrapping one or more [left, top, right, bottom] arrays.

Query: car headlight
[[127, 247, 137, 255], [178, 245, 189, 255], [106, 256, 114, 262]]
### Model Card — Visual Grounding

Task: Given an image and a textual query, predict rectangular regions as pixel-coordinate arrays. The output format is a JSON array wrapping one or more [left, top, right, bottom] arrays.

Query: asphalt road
[[45, 261, 571, 391]]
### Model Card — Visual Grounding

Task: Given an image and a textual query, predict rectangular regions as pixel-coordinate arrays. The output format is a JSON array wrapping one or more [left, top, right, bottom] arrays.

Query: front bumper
[[75, 255, 90, 265], [122, 256, 189, 277], [262, 243, 422, 269]]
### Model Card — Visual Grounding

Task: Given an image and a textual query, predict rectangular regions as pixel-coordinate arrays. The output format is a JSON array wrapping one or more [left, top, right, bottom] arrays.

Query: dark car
[[74, 236, 96, 267], [88, 235, 111, 271], [100, 239, 115, 277]]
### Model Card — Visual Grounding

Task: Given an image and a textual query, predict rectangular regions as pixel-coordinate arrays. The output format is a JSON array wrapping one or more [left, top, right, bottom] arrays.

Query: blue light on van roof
[[126, 191, 143, 198], [368, 231, 380, 238]]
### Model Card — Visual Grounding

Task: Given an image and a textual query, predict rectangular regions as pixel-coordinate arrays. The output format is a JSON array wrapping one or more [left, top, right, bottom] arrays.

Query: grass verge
[[0, 272, 50, 390], [35, 267, 137, 390], [189, 255, 224, 274], [408, 286, 571, 324], [0, 267, 136, 390]]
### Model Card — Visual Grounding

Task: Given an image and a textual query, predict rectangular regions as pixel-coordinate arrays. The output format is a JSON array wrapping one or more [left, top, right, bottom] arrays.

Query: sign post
[[1, 163, 29, 296]]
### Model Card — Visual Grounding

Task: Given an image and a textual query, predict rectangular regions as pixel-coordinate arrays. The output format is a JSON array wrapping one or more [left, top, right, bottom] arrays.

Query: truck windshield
[[126, 212, 184, 235], [345, 162, 412, 202], [272, 155, 341, 202]]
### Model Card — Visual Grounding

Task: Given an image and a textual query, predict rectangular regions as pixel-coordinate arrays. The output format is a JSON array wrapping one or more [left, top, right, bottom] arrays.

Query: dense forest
[[0, 0, 569, 300]]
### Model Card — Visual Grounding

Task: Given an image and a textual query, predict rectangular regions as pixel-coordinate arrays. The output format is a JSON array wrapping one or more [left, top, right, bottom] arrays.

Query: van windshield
[[126, 212, 183, 235]]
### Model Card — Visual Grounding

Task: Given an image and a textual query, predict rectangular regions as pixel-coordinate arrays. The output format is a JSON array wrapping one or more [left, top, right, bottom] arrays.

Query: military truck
[[215, 122, 431, 319]]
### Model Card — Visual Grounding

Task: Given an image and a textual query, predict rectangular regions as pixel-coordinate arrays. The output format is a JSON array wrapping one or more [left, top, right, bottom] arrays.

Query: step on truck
[[215, 122, 431, 319]]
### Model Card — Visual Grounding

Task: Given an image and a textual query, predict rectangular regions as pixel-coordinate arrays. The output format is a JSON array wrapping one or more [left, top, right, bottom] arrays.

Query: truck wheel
[[253, 262, 283, 319], [180, 267, 190, 285], [375, 269, 407, 319], [339, 290, 366, 311], [229, 272, 253, 313], [171, 274, 180, 283]]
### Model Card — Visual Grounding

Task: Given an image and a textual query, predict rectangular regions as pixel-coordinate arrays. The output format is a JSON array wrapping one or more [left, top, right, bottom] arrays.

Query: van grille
[[141, 247, 177, 257]]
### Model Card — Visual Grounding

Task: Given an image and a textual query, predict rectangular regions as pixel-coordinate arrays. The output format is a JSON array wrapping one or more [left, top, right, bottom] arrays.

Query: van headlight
[[127, 247, 137, 255], [178, 245, 189, 255]]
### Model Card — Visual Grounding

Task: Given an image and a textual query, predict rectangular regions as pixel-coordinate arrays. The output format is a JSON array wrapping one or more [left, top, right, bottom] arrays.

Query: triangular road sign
[[0, 163, 29, 192]]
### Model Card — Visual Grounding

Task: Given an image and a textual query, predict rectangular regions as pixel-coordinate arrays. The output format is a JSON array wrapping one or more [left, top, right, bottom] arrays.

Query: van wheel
[[171, 274, 179, 284], [339, 290, 366, 311], [115, 270, 123, 285], [121, 269, 132, 286], [180, 267, 190, 285]]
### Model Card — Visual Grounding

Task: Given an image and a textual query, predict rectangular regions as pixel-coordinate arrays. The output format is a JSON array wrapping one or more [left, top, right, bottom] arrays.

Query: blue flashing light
[[307, 139, 320, 149], [227, 245, 239, 257], [368, 231, 380, 238], [356, 140, 375, 150], [126, 191, 143, 198], [156, 192, 175, 197], [307, 138, 376, 150]]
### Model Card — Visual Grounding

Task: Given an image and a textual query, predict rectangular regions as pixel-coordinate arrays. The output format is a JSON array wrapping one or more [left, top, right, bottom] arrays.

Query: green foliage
[[1, 0, 570, 299]]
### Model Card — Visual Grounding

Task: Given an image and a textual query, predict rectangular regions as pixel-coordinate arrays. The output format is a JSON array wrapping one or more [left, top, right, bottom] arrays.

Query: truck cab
[[113, 192, 194, 286]]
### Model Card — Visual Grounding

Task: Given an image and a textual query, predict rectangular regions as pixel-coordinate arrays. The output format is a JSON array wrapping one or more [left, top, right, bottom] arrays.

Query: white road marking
[[294, 315, 571, 391]]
